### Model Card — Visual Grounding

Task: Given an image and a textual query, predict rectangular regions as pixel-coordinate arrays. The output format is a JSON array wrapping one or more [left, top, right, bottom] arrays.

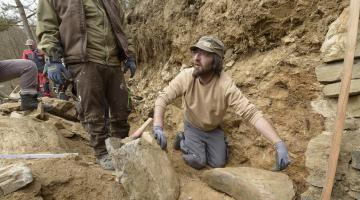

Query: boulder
[[106, 132, 180, 200], [323, 79, 360, 98], [320, 7, 360, 63], [0, 115, 69, 153], [315, 60, 360, 83], [202, 167, 295, 200], [0, 163, 33, 196]]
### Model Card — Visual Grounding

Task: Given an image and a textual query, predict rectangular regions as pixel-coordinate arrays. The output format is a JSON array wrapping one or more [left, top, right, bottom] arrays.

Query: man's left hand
[[274, 141, 290, 171], [124, 56, 136, 78]]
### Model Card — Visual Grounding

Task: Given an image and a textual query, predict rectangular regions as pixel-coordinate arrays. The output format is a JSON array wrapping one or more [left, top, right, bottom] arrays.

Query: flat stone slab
[[321, 7, 360, 63], [0, 102, 20, 113], [311, 96, 360, 118], [315, 60, 360, 83], [202, 167, 295, 200], [323, 79, 360, 98], [0, 163, 33, 196], [106, 132, 180, 200]]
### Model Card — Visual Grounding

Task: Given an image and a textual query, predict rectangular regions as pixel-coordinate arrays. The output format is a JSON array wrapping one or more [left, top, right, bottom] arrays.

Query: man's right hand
[[44, 62, 71, 85], [153, 126, 167, 150]]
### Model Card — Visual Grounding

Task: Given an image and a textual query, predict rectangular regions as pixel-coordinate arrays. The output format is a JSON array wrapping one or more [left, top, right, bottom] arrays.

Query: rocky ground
[[1, 0, 360, 199]]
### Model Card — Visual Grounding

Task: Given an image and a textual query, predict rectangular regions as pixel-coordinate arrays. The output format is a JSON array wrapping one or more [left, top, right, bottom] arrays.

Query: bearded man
[[152, 36, 290, 170]]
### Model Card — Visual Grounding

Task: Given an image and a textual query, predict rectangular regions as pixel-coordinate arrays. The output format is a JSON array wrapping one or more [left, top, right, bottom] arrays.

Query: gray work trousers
[[180, 121, 227, 169], [0, 59, 38, 94]]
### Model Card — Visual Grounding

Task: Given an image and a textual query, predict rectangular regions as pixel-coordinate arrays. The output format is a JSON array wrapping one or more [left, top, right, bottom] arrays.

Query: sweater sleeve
[[225, 80, 263, 125], [155, 69, 191, 109]]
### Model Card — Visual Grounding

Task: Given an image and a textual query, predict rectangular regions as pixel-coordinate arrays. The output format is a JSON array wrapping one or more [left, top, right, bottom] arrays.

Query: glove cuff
[[45, 56, 62, 64], [153, 125, 163, 131], [275, 140, 285, 149]]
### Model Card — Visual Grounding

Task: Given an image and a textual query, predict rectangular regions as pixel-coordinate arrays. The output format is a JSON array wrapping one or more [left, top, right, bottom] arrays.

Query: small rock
[[202, 167, 295, 200], [59, 129, 75, 138], [9, 111, 23, 119], [40, 98, 78, 121], [225, 60, 235, 67], [0, 163, 33, 196]]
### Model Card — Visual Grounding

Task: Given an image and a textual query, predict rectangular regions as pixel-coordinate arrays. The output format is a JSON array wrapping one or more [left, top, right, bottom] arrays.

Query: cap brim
[[190, 44, 215, 54]]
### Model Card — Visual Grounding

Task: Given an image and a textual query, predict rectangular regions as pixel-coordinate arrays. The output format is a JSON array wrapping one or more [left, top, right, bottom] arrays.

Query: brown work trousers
[[68, 62, 130, 158]]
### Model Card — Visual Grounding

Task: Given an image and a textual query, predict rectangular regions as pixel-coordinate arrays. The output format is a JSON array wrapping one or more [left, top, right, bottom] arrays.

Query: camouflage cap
[[190, 36, 225, 58], [25, 39, 35, 46]]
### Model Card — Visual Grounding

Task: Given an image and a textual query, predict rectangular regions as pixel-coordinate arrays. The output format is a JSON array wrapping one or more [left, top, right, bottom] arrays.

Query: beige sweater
[[155, 68, 263, 131]]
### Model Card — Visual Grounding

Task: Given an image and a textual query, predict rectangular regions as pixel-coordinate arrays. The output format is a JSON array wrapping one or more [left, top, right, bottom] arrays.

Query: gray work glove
[[153, 126, 167, 150], [44, 62, 71, 85], [273, 141, 290, 171], [124, 56, 136, 78]]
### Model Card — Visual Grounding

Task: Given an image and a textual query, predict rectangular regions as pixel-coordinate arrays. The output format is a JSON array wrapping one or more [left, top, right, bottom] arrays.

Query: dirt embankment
[[127, 0, 348, 197]]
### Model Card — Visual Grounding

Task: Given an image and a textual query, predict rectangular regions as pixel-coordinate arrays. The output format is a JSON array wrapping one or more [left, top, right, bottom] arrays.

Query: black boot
[[20, 94, 39, 111], [20, 94, 53, 111]]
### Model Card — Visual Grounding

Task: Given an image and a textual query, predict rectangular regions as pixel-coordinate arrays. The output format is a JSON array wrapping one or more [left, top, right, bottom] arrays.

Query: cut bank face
[[191, 48, 214, 77]]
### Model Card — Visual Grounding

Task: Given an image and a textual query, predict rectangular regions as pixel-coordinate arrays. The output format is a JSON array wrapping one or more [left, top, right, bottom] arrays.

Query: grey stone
[[106, 132, 180, 200], [315, 60, 360, 83], [348, 167, 360, 192], [352, 147, 360, 170], [323, 79, 360, 98], [202, 167, 295, 200], [0, 163, 33, 196], [321, 7, 360, 63]]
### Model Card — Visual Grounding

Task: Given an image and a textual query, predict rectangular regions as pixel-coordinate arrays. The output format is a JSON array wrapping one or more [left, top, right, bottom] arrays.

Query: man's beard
[[192, 64, 213, 77]]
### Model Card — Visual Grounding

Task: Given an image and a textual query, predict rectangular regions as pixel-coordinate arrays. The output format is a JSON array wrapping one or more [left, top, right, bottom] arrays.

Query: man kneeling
[[152, 36, 290, 171]]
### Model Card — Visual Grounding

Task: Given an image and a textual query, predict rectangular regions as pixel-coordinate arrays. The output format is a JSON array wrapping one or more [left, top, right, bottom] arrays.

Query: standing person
[[0, 59, 50, 111], [36, 0, 136, 170], [22, 39, 51, 97], [153, 36, 290, 171]]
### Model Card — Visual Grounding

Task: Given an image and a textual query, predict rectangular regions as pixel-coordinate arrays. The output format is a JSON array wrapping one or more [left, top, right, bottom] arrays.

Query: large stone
[[352, 147, 360, 170], [0, 115, 69, 153], [202, 167, 295, 200], [106, 132, 180, 200], [323, 79, 360, 98], [41, 98, 78, 121], [321, 7, 360, 63], [0, 163, 33, 196], [315, 59, 360, 83]]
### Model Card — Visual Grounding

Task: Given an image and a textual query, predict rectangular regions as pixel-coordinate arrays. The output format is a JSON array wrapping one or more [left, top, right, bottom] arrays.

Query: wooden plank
[[321, 0, 360, 199]]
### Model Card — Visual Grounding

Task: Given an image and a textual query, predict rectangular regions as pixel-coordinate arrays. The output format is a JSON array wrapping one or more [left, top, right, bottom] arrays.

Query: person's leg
[[204, 128, 227, 168], [105, 67, 130, 139], [180, 121, 207, 169], [68, 62, 108, 158], [0, 59, 37, 94]]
